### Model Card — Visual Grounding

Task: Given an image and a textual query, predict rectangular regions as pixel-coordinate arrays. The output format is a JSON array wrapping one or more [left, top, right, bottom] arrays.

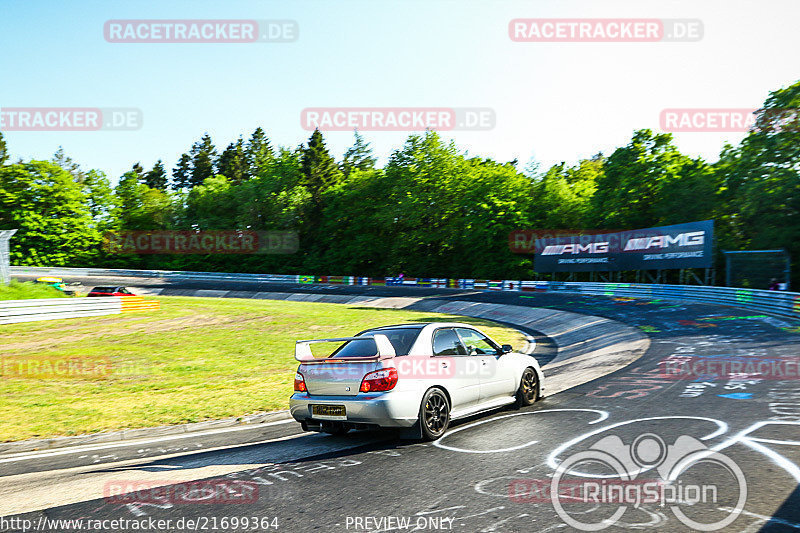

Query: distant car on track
[[34, 276, 76, 296], [87, 286, 136, 297], [290, 322, 544, 440]]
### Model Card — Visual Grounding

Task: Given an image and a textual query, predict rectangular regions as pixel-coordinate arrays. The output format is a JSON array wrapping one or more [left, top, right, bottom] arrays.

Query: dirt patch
[[0, 314, 275, 353]]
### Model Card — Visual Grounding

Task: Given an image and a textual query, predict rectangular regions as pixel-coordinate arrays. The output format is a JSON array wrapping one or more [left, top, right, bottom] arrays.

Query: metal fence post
[[0, 230, 18, 285]]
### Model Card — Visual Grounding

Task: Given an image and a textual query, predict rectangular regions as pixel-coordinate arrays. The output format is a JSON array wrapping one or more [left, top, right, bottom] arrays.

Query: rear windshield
[[330, 327, 422, 358]]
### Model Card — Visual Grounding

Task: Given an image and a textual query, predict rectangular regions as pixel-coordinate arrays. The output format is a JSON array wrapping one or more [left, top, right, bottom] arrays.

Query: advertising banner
[[534, 220, 714, 272]]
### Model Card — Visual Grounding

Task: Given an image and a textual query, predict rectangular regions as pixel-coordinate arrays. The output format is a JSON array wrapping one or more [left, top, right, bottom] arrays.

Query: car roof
[[367, 322, 478, 331], [369, 324, 426, 330]]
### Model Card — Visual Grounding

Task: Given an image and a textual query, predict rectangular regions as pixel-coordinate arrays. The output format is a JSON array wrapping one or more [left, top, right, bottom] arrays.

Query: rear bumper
[[289, 390, 419, 428]]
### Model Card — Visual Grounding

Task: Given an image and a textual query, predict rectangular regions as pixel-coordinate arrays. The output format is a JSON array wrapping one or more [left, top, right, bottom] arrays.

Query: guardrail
[[0, 296, 160, 325], [10, 266, 800, 321]]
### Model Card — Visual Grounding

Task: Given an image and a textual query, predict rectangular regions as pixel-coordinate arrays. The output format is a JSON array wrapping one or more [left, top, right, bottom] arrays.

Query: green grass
[[0, 296, 526, 442], [0, 280, 69, 300]]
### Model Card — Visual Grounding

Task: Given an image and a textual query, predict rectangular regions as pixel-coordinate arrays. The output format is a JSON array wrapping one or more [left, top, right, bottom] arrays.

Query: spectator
[[768, 278, 780, 290]]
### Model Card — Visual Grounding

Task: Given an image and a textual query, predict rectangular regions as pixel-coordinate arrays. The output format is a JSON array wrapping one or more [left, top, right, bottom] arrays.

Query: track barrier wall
[[10, 266, 800, 320], [0, 295, 160, 325]]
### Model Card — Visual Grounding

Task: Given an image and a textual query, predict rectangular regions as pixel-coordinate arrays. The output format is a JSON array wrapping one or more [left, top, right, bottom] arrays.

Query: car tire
[[419, 388, 450, 441], [515, 367, 540, 408]]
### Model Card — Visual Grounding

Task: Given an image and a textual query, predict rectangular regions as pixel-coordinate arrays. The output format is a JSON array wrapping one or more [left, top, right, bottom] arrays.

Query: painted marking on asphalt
[[0, 419, 295, 464], [434, 409, 608, 454], [547, 415, 728, 479], [719, 507, 800, 529]]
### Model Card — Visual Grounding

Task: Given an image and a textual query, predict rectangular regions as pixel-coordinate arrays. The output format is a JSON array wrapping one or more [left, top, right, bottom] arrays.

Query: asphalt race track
[[5, 274, 800, 532]]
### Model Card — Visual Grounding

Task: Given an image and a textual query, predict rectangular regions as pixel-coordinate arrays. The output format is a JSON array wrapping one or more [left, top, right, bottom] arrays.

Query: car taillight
[[294, 372, 307, 392], [359, 367, 398, 393]]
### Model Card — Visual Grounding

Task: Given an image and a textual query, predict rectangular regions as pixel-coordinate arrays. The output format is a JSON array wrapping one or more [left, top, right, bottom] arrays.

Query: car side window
[[432, 328, 467, 356], [455, 328, 500, 355]]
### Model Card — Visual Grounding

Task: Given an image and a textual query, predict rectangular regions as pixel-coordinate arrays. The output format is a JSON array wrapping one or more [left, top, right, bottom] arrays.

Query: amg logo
[[624, 231, 705, 251], [541, 242, 610, 256]]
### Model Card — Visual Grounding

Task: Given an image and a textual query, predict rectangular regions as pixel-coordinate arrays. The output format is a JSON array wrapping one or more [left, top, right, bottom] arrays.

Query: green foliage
[[190, 134, 217, 188], [0, 132, 8, 166], [171, 153, 192, 190], [714, 80, 800, 278], [2, 79, 800, 285], [341, 131, 377, 177], [590, 129, 715, 228], [218, 139, 247, 184], [0, 280, 68, 300], [0, 160, 103, 265], [246, 127, 274, 177], [144, 160, 168, 190], [113, 173, 175, 230], [300, 129, 342, 205]]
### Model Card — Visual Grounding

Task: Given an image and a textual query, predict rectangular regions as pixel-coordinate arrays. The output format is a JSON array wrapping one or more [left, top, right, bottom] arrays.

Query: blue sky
[[1, 0, 798, 182]]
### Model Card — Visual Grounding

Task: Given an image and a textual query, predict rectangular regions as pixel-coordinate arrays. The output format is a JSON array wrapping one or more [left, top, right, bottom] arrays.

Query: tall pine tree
[[131, 162, 145, 183], [218, 139, 247, 184], [172, 153, 192, 190], [189, 134, 217, 187], [0, 132, 7, 166], [144, 160, 168, 189], [341, 131, 376, 177], [246, 127, 274, 178], [300, 129, 342, 205]]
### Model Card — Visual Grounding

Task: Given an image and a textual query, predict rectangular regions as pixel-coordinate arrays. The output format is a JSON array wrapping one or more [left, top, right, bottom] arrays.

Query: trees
[[0, 132, 8, 166], [589, 129, 715, 229], [189, 134, 217, 188], [218, 139, 247, 184], [172, 153, 192, 190], [0, 161, 102, 265], [300, 129, 342, 205], [246, 127, 274, 178], [113, 172, 175, 230], [714, 81, 800, 277], [2, 77, 798, 283], [341, 131, 376, 177], [144, 160, 168, 190]]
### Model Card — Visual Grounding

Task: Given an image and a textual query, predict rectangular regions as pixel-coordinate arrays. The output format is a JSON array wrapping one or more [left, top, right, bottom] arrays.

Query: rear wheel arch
[[418, 386, 451, 440], [427, 385, 452, 410]]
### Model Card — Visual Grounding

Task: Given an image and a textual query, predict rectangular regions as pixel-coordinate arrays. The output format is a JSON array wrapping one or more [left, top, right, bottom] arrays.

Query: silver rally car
[[289, 322, 544, 440]]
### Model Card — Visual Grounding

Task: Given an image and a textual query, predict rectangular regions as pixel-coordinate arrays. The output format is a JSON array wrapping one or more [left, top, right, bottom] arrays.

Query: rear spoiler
[[294, 334, 395, 363]]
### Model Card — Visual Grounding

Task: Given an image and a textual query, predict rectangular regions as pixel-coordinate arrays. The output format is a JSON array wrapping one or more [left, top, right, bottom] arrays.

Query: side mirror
[[501, 344, 513, 354]]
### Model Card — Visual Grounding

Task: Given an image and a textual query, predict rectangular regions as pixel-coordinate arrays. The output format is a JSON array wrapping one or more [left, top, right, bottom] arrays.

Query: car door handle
[[441, 362, 448, 368], [481, 360, 487, 366]]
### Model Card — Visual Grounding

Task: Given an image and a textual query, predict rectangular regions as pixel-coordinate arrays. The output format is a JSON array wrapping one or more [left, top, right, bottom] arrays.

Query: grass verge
[[0, 280, 68, 300], [0, 296, 526, 441]]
